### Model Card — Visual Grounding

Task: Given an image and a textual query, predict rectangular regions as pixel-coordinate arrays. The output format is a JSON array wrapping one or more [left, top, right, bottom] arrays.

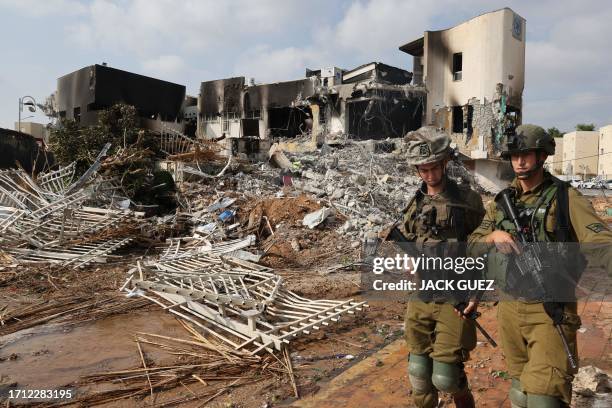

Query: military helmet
[[501, 124, 555, 159], [405, 126, 451, 166]]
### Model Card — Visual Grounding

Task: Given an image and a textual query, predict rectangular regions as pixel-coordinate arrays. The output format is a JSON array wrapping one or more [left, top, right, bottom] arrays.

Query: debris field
[[0, 133, 610, 407]]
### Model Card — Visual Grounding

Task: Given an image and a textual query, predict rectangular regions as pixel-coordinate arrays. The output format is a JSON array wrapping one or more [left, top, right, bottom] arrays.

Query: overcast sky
[[1, 0, 611, 132]]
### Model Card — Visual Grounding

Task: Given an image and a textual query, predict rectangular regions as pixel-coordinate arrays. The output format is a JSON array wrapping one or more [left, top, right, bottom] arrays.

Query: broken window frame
[[73, 106, 81, 123], [245, 110, 261, 120], [203, 114, 219, 123], [452, 52, 463, 81]]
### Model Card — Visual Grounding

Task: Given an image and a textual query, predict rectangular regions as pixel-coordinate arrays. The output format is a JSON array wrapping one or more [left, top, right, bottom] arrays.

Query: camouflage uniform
[[468, 125, 612, 407], [402, 127, 485, 408]]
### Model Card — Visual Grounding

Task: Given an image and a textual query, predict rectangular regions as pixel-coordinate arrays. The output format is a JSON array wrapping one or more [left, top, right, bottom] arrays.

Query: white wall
[[562, 131, 599, 178], [424, 8, 525, 118], [474, 158, 513, 192], [598, 125, 612, 178], [202, 119, 240, 139]]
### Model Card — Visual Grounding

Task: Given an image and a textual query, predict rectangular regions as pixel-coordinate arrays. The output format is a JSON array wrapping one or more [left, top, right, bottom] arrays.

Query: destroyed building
[[0, 127, 52, 173], [197, 62, 425, 154], [400, 7, 525, 191], [196, 9, 525, 192], [56, 64, 187, 134], [51, 9, 526, 192]]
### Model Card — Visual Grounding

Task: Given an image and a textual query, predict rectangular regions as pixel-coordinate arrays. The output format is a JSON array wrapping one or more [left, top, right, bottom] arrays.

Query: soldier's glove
[[543, 302, 565, 325]]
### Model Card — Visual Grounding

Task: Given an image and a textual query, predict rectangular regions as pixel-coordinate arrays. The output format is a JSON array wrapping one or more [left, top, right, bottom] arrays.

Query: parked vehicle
[[594, 179, 612, 189], [569, 178, 583, 188], [582, 181, 594, 189]]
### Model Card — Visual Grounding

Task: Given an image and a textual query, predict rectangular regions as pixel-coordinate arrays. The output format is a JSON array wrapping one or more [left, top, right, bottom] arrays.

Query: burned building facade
[[320, 62, 424, 141], [56, 64, 187, 133], [198, 76, 317, 141], [400, 7, 526, 191], [197, 62, 425, 150]]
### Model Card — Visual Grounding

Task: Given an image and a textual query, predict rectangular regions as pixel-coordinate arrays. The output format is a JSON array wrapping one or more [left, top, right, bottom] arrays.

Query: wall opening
[[452, 52, 463, 81], [452, 106, 463, 133], [73, 107, 81, 124], [267, 106, 312, 138], [466, 105, 474, 136], [241, 119, 259, 137], [347, 98, 423, 140], [504, 106, 521, 136]]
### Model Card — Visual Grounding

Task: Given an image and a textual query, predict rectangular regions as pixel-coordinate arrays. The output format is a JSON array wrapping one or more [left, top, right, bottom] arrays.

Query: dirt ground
[[0, 194, 610, 407]]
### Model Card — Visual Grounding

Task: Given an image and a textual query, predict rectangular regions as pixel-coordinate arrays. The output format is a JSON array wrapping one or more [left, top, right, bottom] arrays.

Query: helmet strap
[[515, 158, 545, 179]]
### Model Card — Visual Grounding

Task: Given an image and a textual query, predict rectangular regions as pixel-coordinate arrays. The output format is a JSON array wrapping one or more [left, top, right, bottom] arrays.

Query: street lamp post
[[18, 95, 37, 134]]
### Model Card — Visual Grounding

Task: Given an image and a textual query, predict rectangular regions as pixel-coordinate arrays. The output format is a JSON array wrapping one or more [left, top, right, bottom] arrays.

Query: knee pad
[[509, 379, 527, 408], [527, 394, 563, 407], [431, 360, 461, 393], [408, 353, 433, 394]]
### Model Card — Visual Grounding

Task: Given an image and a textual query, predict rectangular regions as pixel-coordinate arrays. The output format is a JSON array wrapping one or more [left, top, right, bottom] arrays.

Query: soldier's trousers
[[405, 299, 477, 407], [497, 301, 581, 405]]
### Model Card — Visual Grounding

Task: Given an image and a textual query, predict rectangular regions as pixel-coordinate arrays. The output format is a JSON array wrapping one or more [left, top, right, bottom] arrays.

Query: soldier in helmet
[[468, 124, 612, 407], [401, 127, 485, 408]]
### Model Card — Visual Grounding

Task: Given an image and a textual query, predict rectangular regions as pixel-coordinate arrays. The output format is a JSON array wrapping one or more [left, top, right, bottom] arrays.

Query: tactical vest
[[493, 181, 559, 242], [404, 179, 468, 247], [404, 179, 472, 302], [487, 177, 585, 299]]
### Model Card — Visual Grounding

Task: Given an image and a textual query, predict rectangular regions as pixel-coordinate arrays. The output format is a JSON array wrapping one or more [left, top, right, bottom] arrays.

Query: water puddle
[[0, 308, 186, 389]]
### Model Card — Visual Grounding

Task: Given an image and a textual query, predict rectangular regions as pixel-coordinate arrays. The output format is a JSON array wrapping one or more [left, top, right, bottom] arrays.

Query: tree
[[48, 103, 175, 211], [547, 127, 563, 138], [39, 93, 59, 120], [575, 123, 595, 131], [49, 104, 145, 175]]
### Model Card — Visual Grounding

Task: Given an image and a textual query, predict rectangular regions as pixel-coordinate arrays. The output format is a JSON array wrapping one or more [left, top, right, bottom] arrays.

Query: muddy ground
[[0, 193, 610, 407]]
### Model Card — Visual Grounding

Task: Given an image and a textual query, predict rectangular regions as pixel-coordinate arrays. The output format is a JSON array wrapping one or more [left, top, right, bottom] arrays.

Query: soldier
[[468, 124, 612, 407], [401, 127, 485, 408]]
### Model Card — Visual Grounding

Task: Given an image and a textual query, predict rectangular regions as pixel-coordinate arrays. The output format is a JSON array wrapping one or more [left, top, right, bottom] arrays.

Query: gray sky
[[1, 0, 611, 133]]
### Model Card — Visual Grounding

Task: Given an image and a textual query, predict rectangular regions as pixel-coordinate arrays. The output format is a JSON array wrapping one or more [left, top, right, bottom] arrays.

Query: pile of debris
[[267, 137, 482, 242], [573, 365, 612, 407], [122, 235, 368, 356], [0, 147, 143, 269], [153, 135, 480, 270], [270, 139, 420, 240]]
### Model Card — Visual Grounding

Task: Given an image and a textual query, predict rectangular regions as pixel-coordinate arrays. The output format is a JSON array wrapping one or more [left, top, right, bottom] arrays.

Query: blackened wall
[[247, 78, 316, 110], [199, 77, 245, 117], [0, 128, 54, 173], [57, 64, 186, 125]]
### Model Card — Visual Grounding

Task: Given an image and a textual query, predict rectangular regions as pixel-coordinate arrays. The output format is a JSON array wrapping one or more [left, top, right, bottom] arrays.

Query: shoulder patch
[[586, 222, 607, 233]]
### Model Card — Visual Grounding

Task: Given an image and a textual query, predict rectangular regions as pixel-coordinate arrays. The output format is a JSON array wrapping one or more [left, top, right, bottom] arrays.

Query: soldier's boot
[[508, 378, 527, 408], [527, 394, 565, 407], [408, 353, 438, 408], [431, 360, 474, 407]]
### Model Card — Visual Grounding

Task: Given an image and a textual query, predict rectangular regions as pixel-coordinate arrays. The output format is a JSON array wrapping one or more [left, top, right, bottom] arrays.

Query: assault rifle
[[498, 190, 578, 369]]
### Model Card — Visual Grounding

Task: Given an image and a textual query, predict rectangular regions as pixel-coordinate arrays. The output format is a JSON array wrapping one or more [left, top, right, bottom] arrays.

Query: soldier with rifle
[[468, 124, 612, 407], [389, 127, 485, 408]]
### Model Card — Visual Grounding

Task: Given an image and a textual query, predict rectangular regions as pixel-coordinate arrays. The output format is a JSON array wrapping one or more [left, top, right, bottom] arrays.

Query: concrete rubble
[[573, 366, 612, 407], [2, 128, 610, 406]]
